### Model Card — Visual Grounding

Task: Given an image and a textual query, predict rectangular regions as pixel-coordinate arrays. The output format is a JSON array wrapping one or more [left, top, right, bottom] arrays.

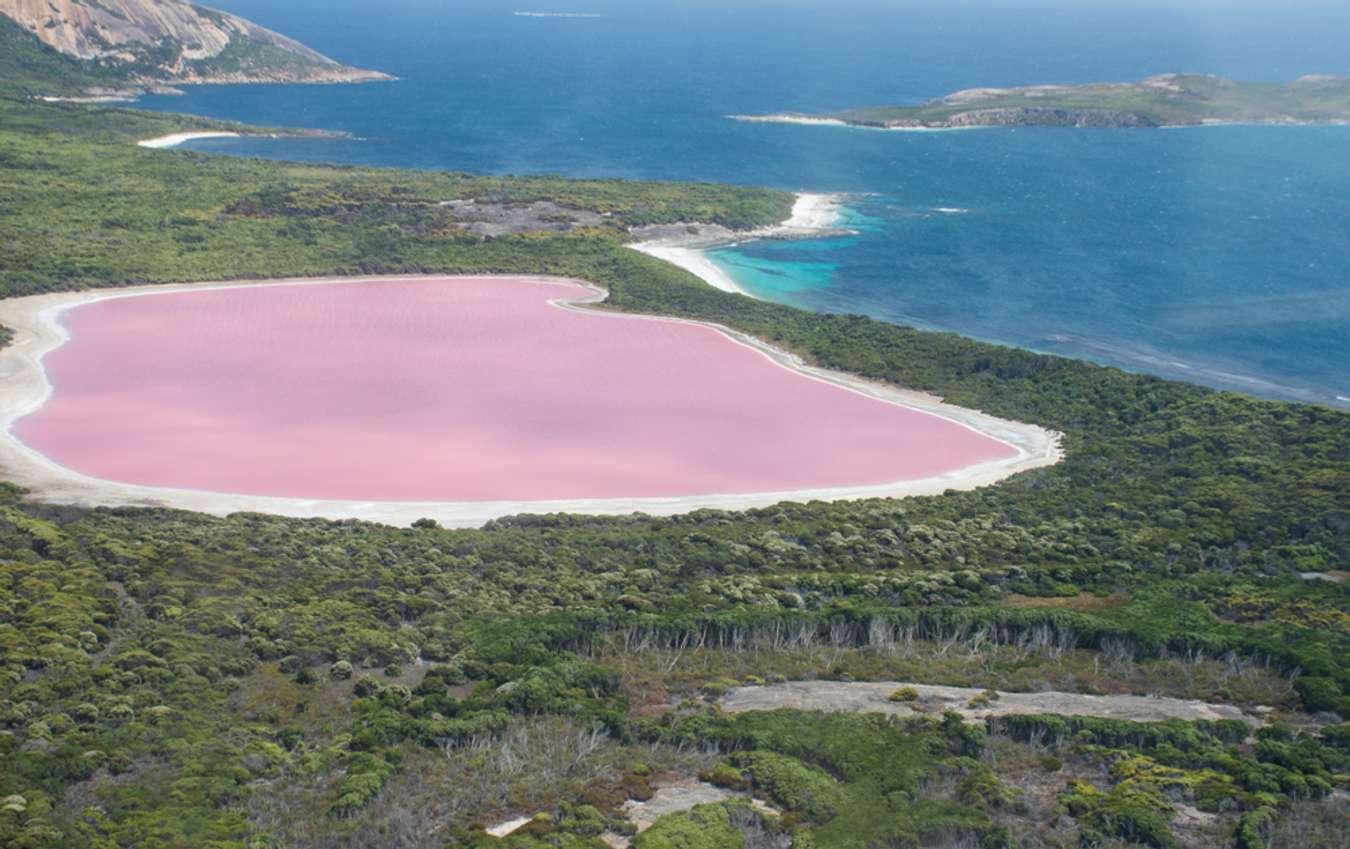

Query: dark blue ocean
[[139, 0, 1350, 407]]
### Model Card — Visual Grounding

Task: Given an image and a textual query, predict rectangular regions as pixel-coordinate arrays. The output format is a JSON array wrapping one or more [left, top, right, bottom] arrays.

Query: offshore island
[[731, 73, 1350, 129]]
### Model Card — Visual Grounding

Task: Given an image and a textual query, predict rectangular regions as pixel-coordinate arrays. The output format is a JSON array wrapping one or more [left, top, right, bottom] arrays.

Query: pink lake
[[16, 277, 1016, 502]]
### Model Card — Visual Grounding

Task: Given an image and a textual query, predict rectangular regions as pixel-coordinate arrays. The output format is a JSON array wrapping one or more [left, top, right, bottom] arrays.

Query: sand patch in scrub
[[720, 680, 1263, 725]]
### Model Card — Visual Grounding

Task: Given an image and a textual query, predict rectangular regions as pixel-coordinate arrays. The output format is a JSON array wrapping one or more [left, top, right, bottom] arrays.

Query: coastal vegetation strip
[[731, 74, 1350, 129]]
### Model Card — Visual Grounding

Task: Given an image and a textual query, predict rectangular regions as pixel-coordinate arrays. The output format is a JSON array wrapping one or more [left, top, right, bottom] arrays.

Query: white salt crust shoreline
[[0, 275, 1061, 528], [627, 192, 846, 296]]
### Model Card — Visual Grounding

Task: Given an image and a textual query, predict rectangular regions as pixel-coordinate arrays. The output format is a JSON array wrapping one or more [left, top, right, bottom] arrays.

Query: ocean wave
[[513, 11, 603, 18]]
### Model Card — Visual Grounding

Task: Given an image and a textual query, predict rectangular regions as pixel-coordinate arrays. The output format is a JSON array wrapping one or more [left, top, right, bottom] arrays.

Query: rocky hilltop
[[0, 0, 388, 85], [731, 74, 1350, 130]]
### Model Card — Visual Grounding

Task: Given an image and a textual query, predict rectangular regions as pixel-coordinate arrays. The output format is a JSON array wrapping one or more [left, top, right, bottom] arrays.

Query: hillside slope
[[0, 0, 387, 86]]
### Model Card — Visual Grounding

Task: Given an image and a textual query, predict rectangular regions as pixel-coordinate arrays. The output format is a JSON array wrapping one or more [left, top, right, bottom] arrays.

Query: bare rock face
[[0, 0, 388, 83]]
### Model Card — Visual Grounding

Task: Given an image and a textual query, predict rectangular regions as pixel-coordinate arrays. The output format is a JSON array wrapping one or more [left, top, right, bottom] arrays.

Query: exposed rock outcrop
[[0, 0, 388, 84]]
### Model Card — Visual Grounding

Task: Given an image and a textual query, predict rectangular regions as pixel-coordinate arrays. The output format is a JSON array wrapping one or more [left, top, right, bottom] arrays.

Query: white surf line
[[625, 192, 847, 297], [0, 275, 1060, 528], [728, 114, 852, 128], [513, 11, 603, 18], [137, 132, 242, 149]]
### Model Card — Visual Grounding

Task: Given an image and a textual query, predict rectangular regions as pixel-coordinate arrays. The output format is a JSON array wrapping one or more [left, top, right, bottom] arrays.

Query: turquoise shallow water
[[705, 126, 1350, 404], [140, 0, 1350, 407]]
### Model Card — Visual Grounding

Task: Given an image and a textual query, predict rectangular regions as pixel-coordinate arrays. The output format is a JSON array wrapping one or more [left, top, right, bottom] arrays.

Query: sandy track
[[0, 275, 1060, 527], [719, 681, 1263, 725]]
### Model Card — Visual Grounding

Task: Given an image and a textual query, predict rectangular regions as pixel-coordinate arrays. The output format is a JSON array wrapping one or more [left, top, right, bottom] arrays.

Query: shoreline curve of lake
[[0, 275, 1061, 527]]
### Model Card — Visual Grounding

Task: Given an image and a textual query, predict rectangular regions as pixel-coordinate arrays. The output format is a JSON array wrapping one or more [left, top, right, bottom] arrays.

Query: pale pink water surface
[[17, 278, 1017, 502]]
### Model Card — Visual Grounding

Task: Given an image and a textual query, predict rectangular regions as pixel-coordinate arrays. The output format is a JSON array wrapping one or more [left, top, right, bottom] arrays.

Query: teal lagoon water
[[140, 0, 1350, 407], [707, 126, 1350, 404]]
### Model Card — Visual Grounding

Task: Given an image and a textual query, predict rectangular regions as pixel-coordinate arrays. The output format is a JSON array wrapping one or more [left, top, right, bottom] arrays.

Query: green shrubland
[[0, 80, 1346, 848]]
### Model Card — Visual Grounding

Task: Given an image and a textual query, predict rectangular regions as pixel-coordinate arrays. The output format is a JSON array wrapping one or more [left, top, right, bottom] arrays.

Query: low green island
[[731, 74, 1350, 129], [0, 12, 1348, 849]]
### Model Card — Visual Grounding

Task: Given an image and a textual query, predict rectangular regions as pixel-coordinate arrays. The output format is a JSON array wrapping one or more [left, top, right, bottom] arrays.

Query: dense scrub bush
[[0, 78, 1345, 849]]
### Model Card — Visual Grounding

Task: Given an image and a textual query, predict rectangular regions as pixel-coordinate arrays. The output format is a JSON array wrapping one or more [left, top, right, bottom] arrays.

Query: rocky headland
[[0, 0, 389, 91]]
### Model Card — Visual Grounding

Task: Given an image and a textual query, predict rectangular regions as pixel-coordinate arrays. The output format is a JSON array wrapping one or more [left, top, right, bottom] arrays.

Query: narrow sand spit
[[0, 275, 1060, 527], [719, 681, 1263, 726], [137, 132, 242, 149], [626, 192, 848, 297]]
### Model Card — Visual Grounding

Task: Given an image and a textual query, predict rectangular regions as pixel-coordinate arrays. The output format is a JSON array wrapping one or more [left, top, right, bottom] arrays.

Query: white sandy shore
[[627, 192, 846, 296], [137, 132, 241, 149], [627, 243, 745, 293], [0, 275, 1061, 528], [729, 113, 987, 133], [41, 94, 137, 104]]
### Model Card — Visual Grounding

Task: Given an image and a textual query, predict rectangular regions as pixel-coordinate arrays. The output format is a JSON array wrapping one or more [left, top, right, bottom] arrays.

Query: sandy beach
[[626, 243, 745, 293], [729, 113, 988, 133], [41, 94, 138, 104], [626, 192, 847, 297], [728, 113, 853, 128], [137, 131, 242, 149], [0, 275, 1060, 527]]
